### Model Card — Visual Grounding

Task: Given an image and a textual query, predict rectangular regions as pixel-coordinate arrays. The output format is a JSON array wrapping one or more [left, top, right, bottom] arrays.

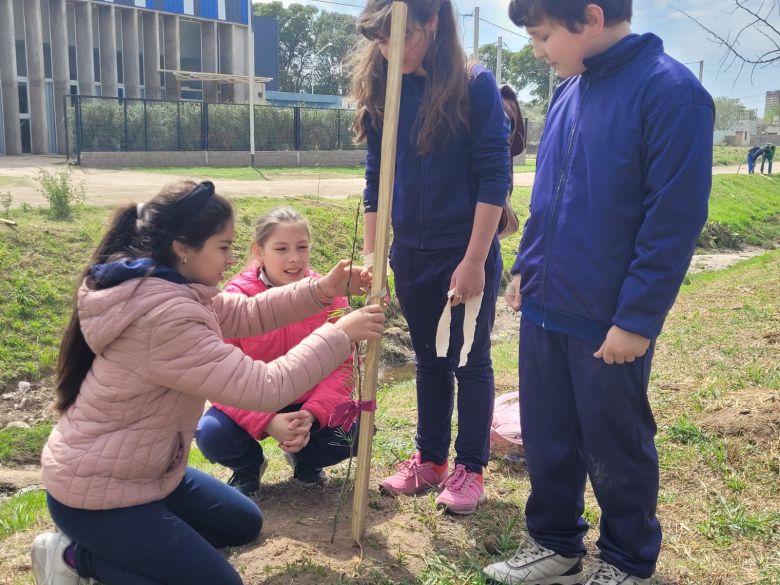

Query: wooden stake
[[351, 0, 407, 544], [0, 218, 17, 227]]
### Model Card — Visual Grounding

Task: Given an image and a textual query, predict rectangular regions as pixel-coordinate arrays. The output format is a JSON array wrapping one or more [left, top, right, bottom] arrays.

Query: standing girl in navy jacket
[[351, 0, 511, 515]]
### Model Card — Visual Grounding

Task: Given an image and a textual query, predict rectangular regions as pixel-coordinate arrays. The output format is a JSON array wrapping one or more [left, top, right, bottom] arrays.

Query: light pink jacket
[[41, 276, 351, 510]]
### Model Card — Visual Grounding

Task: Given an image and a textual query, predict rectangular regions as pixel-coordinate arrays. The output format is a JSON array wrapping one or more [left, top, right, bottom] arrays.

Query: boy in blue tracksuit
[[483, 2, 714, 585]]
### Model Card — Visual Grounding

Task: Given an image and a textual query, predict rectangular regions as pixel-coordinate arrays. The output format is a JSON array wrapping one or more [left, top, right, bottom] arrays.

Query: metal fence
[[65, 95, 359, 159]]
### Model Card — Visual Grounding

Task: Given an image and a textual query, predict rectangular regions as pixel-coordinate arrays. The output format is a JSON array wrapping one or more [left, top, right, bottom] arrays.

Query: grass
[[713, 145, 750, 166], [703, 175, 780, 246], [134, 166, 366, 180], [0, 425, 52, 465], [0, 240, 779, 583]]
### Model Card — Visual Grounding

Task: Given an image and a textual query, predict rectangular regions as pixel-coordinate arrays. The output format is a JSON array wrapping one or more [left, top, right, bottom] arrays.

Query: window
[[14, 0, 27, 77], [68, 4, 77, 80], [42, 0, 53, 78], [93, 7, 101, 82], [17, 83, 29, 115], [20, 119, 32, 154]]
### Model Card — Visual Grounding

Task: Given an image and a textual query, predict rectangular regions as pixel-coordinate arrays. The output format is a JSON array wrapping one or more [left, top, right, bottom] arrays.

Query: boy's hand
[[266, 411, 312, 444], [505, 274, 522, 312], [449, 258, 485, 307], [594, 326, 650, 365]]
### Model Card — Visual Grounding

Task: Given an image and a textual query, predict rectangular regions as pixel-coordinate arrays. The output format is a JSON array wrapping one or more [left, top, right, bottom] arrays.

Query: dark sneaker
[[284, 452, 329, 487], [227, 457, 269, 496]]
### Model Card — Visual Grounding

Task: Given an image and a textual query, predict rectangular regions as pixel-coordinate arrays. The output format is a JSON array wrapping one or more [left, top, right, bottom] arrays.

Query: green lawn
[[2, 251, 778, 584], [134, 166, 366, 180], [713, 145, 749, 166]]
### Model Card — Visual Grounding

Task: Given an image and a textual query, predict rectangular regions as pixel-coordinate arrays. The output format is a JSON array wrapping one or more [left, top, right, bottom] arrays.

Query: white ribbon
[[435, 289, 483, 368]]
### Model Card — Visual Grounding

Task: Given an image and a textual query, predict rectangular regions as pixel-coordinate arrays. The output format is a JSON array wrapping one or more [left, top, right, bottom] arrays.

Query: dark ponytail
[[54, 180, 233, 414]]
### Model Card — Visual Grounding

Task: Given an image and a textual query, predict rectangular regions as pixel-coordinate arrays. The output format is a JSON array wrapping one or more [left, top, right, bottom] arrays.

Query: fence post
[[144, 99, 148, 151], [293, 107, 301, 150], [337, 108, 341, 150], [176, 100, 181, 150], [202, 102, 209, 151], [63, 94, 70, 162], [75, 95, 82, 165], [123, 98, 129, 151]]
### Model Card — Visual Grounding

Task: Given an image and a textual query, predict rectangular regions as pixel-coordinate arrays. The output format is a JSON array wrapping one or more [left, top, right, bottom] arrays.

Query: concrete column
[[201, 21, 217, 102], [98, 5, 117, 97], [163, 15, 180, 100], [0, 0, 22, 154], [121, 9, 140, 99], [232, 24, 247, 102], [49, 0, 69, 154], [24, 0, 49, 153], [218, 23, 233, 102], [142, 11, 160, 99], [75, 1, 95, 95]]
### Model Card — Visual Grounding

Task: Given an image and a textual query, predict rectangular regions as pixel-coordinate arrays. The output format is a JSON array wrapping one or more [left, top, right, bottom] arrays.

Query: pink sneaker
[[379, 452, 448, 496], [434, 464, 486, 515]]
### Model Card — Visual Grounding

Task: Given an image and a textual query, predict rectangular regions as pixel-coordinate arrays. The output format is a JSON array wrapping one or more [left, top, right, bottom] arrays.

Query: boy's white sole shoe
[[584, 560, 652, 585], [483, 538, 585, 585], [31, 532, 83, 585]]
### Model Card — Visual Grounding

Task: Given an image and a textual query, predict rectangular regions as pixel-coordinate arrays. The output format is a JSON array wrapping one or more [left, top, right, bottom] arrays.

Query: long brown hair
[[350, 0, 470, 154], [54, 181, 233, 413]]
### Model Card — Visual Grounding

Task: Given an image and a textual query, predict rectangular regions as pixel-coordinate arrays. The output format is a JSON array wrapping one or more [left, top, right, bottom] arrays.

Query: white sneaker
[[483, 538, 585, 585], [584, 560, 652, 585], [31, 532, 84, 585]]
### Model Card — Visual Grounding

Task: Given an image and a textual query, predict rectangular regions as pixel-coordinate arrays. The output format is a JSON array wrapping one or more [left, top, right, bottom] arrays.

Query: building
[[766, 90, 780, 123], [0, 0, 262, 155]]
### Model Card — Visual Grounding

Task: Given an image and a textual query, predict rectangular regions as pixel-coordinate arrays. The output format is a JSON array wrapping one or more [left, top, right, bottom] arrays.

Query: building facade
[[0, 0, 253, 155], [766, 90, 780, 123]]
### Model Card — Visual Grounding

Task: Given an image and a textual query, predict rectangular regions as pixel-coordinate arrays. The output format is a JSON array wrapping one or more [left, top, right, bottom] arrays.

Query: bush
[[698, 220, 744, 249], [34, 167, 86, 219], [0, 191, 12, 215]]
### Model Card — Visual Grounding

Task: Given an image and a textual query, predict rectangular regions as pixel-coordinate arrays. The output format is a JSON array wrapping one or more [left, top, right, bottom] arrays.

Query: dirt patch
[[698, 387, 780, 443], [0, 467, 42, 501], [0, 378, 56, 430], [688, 247, 767, 273]]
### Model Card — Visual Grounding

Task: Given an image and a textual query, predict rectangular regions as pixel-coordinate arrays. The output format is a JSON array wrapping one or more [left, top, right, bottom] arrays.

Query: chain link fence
[[65, 95, 360, 159]]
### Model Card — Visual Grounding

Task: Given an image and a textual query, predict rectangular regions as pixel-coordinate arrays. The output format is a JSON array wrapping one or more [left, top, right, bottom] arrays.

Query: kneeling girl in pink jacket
[[31, 181, 383, 585], [196, 207, 358, 495]]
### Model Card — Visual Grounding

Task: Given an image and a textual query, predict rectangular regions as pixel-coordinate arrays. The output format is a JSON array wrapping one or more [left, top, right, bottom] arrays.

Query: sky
[[257, 0, 780, 115]]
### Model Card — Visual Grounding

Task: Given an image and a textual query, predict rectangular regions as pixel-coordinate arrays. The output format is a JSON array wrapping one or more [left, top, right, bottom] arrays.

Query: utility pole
[[247, 0, 255, 166], [496, 36, 502, 84], [698, 60, 704, 83], [473, 6, 479, 61]]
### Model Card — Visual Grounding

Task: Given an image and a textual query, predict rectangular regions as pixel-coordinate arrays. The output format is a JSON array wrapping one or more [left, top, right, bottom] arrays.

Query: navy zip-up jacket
[[512, 33, 714, 343], [363, 65, 511, 249]]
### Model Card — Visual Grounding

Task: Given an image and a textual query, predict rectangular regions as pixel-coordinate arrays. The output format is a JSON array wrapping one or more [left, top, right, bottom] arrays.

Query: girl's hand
[[320, 259, 366, 298], [266, 411, 312, 443], [449, 258, 485, 307], [505, 274, 522, 312], [594, 326, 651, 365], [334, 305, 385, 342], [278, 432, 310, 454]]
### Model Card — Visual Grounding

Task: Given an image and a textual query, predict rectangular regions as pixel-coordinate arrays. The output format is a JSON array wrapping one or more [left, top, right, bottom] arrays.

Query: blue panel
[[240, 0, 247, 24], [199, 0, 217, 18], [254, 16, 278, 90], [164, 0, 183, 14]]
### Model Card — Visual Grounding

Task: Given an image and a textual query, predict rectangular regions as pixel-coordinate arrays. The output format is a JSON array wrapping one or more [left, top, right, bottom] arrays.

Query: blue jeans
[[195, 405, 357, 474], [47, 468, 261, 585], [519, 318, 661, 578], [390, 241, 501, 473]]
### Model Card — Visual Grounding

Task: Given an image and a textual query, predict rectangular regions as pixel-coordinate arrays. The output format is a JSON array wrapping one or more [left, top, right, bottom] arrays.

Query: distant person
[[747, 145, 763, 174], [760, 143, 775, 175], [485, 1, 713, 584], [351, 0, 512, 515], [196, 207, 357, 495], [30, 180, 383, 585]]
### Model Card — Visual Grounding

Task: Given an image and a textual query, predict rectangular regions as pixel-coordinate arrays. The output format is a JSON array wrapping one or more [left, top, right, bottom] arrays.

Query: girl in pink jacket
[[196, 207, 357, 495], [31, 181, 383, 585]]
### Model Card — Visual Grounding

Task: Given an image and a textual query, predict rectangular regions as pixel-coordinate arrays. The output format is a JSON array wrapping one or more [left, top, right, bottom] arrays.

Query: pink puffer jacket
[[213, 267, 353, 438], [41, 276, 350, 510]]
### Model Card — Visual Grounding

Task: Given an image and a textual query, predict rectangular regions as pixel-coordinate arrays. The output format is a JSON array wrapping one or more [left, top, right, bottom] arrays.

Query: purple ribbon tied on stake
[[328, 399, 377, 431]]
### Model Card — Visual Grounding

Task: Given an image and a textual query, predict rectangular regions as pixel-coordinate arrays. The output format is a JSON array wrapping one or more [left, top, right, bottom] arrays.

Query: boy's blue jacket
[[512, 33, 714, 342], [363, 65, 511, 249]]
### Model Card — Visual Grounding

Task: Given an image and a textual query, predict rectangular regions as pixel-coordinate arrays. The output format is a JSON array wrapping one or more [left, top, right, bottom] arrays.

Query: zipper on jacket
[[540, 77, 591, 309]]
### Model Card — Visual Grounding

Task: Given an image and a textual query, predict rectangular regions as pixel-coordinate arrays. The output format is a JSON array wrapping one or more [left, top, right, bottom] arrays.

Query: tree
[[311, 11, 359, 95], [677, 0, 780, 72], [254, 2, 318, 93], [478, 42, 557, 109], [713, 96, 752, 130]]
